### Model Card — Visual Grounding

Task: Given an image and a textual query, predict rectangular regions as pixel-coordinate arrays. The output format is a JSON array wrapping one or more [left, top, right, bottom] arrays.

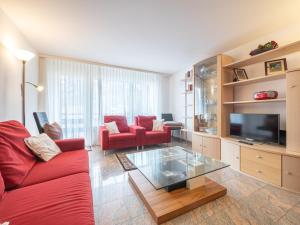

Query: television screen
[[230, 113, 279, 143]]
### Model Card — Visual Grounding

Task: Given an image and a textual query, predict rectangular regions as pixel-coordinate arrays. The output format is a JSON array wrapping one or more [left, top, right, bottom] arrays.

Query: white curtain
[[42, 58, 163, 146]]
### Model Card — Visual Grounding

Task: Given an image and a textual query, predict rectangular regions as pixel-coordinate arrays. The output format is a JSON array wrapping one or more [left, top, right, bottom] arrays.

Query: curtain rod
[[39, 54, 171, 76]]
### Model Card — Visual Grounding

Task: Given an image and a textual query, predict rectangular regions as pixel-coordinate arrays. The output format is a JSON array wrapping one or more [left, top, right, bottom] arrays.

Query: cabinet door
[[282, 156, 300, 192], [221, 140, 240, 171], [192, 133, 203, 153], [286, 71, 300, 153], [202, 137, 220, 160]]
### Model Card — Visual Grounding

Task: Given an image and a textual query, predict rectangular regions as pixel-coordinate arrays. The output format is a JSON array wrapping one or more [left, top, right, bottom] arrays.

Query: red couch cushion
[[137, 116, 156, 131], [0, 173, 94, 225], [0, 121, 36, 189], [104, 115, 129, 132], [145, 131, 167, 138], [0, 172, 5, 200], [109, 132, 136, 142], [21, 150, 89, 187]]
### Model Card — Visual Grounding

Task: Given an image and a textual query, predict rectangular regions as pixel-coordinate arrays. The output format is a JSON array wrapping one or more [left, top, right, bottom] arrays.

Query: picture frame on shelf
[[233, 68, 248, 81], [264, 58, 287, 76]]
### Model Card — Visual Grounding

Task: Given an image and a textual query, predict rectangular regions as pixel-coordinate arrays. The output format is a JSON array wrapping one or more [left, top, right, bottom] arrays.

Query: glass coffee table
[[126, 146, 229, 224], [126, 146, 229, 191]]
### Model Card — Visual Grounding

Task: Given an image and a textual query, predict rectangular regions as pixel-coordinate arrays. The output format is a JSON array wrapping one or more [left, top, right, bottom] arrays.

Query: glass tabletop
[[126, 146, 229, 190]]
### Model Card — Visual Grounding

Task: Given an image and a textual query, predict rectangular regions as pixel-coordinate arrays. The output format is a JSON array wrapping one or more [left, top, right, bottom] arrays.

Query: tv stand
[[238, 140, 254, 145]]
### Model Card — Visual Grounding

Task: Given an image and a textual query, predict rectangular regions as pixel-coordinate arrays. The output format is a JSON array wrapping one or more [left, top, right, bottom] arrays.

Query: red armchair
[[99, 115, 144, 151], [135, 116, 171, 146]]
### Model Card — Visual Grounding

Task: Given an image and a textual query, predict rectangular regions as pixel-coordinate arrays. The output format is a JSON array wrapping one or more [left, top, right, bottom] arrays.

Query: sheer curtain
[[42, 58, 163, 146]]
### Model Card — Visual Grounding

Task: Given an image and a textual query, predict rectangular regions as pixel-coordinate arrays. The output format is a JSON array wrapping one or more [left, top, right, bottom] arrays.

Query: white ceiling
[[1, 0, 300, 74]]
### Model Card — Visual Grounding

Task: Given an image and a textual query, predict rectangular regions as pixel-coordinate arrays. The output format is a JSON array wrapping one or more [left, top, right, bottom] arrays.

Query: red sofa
[[135, 115, 171, 146], [0, 120, 94, 225], [100, 115, 171, 151], [99, 115, 144, 151]]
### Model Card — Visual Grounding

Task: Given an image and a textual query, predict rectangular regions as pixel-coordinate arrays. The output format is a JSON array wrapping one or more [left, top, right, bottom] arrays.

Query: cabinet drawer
[[241, 147, 281, 186], [282, 156, 300, 192]]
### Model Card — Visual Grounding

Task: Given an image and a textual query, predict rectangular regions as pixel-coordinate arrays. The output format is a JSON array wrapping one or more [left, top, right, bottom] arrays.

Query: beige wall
[[0, 9, 38, 134]]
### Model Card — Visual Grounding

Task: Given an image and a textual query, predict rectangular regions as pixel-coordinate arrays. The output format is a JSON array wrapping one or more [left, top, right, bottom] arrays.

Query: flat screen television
[[230, 113, 279, 144]]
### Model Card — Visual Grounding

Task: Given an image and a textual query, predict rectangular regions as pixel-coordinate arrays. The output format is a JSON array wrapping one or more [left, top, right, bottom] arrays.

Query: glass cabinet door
[[194, 56, 218, 135]]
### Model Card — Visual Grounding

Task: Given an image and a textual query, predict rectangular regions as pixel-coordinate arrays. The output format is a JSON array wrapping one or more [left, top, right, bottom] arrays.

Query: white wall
[[169, 23, 300, 136], [169, 66, 193, 140], [0, 9, 38, 134]]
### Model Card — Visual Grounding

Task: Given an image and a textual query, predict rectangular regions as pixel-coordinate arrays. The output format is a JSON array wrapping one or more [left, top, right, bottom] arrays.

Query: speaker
[[279, 130, 286, 146]]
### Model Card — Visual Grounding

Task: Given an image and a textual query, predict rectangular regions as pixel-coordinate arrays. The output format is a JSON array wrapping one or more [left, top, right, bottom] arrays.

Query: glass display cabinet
[[194, 56, 218, 135]]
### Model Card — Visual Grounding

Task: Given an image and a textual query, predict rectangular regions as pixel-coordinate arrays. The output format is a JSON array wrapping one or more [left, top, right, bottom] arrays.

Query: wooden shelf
[[193, 131, 219, 138], [223, 98, 286, 105], [180, 78, 193, 82], [223, 73, 286, 87], [223, 40, 300, 69]]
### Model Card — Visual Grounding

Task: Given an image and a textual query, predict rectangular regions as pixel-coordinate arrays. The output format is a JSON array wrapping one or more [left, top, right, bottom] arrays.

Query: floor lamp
[[14, 49, 43, 126]]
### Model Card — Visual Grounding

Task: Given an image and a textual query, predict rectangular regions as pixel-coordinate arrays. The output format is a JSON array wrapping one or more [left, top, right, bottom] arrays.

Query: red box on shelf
[[253, 91, 278, 100]]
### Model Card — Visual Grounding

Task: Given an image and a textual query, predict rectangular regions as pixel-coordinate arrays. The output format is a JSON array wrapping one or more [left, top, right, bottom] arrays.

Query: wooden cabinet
[[241, 147, 281, 186], [192, 133, 220, 159], [221, 139, 240, 171], [282, 156, 300, 192], [286, 70, 300, 153], [192, 133, 203, 153], [202, 136, 220, 160]]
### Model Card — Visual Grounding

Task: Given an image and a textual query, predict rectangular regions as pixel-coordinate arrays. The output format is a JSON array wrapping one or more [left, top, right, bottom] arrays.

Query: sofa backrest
[[136, 115, 157, 131], [0, 120, 36, 189], [104, 115, 129, 133]]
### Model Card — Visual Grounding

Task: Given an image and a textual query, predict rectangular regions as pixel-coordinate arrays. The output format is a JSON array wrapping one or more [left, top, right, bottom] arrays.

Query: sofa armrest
[[129, 125, 145, 146], [99, 126, 109, 150], [129, 125, 145, 134], [163, 125, 172, 133], [163, 125, 172, 143], [55, 138, 85, 152]]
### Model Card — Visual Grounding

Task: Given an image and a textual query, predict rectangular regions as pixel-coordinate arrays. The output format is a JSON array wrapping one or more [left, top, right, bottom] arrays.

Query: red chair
[[99, 115, 144, 152], [135, 115, 171, 147]]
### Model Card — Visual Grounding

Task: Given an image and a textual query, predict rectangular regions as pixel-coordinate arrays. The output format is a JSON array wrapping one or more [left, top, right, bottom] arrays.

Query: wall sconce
[[25, 82, 44, 92]]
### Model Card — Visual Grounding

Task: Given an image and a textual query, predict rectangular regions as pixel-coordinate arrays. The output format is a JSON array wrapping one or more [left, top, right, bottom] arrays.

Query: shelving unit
[[223, 73, 286, 87], [180, 71, 194, 142], [218, 41, 300, 192], [223, 98, 286, 105], [223, 40, 300, 69]]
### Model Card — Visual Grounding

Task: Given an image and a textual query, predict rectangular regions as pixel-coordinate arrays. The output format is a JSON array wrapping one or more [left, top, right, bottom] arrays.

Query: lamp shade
[[36, 85, 44, 92], [14, 49, 35, 62]]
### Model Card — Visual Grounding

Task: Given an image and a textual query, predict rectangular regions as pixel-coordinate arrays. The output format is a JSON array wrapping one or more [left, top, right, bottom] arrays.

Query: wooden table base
[[128, 170, 227, 224]]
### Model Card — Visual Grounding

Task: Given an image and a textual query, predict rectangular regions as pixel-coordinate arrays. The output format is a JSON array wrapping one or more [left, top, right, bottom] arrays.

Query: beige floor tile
[[89, 141, 300, 225]]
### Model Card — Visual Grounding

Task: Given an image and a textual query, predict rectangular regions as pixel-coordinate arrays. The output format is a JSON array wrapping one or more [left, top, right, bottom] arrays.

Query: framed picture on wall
[[264, 58, 287, 76], [233, 68, 248, 81]]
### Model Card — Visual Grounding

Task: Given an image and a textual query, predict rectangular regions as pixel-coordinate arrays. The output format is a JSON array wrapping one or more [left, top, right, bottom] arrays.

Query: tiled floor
[[89, 141, 300, 225]]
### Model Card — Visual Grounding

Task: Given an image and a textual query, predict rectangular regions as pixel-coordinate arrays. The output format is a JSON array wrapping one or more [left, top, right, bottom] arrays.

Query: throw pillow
[[43, 122, 63, 140], [104, 121, 120, 134], [24, 133, 62, 161], [152, 119, 164, 131], [1, 222, 10, 225]]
